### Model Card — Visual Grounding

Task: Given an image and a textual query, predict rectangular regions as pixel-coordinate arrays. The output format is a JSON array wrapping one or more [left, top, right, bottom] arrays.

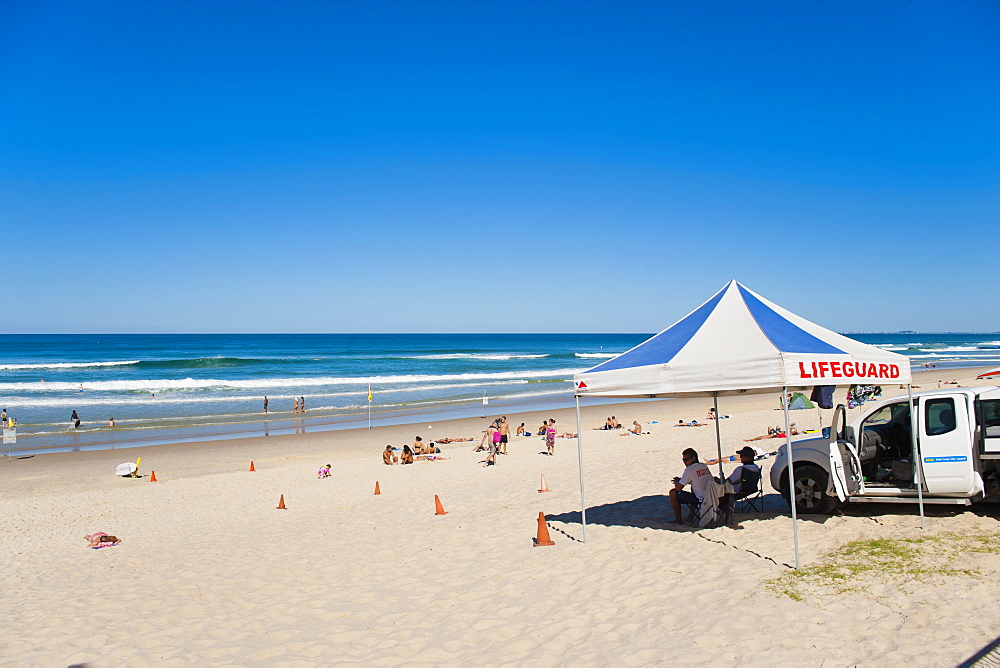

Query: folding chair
[[686, 478, 728, 528], [734, 465, 764, 515]]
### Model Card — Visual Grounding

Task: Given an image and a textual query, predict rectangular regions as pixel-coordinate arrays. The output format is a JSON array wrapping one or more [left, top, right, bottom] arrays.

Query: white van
[[769, 387, 1000, 513]]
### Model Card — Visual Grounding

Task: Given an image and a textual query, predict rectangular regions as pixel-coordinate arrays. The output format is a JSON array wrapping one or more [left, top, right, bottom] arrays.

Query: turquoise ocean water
[[0, 333, 997, 455]]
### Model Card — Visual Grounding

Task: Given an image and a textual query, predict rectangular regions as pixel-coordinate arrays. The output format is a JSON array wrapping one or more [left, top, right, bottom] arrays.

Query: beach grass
[[768, 530, 1000, 601]]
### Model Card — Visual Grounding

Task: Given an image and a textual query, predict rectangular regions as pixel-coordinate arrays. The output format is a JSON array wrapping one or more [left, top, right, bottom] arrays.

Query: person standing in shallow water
[[263, 396, 269, 413], [300, 397, 305, 413], [293, 398, 299, 414]]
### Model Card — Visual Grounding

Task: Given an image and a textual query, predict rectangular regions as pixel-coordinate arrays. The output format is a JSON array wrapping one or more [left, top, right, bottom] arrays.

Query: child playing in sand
[[317, 464, 332, 478], [545, 419, 556, 455], [85, 533, 121, 548]]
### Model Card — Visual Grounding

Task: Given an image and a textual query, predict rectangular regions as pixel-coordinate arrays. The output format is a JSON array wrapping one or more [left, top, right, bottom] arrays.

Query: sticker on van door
[[924, 456, 968, 463]]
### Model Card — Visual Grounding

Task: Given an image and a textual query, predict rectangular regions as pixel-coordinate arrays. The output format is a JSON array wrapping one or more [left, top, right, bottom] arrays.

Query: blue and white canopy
[[575, 280, 911, 398]]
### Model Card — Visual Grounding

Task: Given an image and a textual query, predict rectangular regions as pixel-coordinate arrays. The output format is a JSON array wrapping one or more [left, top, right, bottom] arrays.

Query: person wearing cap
[[726, 446, 762, 500]]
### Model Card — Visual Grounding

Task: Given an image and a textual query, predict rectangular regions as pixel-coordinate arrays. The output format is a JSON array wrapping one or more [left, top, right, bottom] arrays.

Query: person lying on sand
[[555, 432, 578, 439], [383, 445, 398, 465], [415, 454, 451, 461], [434, 437, 474, 444], [674, 419, 706, 427], [744, 424, 797, 440], [706, 408, 730, 420], [400, 445, 415, 465], [85, 533, 121, 548]]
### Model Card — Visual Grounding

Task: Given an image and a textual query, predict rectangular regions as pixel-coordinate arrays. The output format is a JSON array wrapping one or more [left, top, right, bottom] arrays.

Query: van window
[[981, 399, 1000, 438], [925, 398, 956, 436]]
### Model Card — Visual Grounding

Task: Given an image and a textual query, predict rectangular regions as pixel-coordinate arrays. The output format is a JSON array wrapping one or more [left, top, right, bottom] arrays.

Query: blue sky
[[2, 1, 997, 333]]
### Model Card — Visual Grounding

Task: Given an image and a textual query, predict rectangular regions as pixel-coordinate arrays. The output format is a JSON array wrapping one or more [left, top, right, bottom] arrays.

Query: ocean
[[1, 332, 998, 456]]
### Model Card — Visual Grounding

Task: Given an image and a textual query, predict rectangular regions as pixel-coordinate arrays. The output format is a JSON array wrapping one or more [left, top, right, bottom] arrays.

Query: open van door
[[828, 404, 863, 500]]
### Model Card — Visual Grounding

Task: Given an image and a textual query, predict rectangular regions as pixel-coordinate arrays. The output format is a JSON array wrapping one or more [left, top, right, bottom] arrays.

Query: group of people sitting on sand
[[383, 436, 451, 465]]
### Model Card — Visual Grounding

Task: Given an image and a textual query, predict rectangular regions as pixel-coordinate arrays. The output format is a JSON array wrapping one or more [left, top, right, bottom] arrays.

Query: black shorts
[[675, 490, 700, 505], [500, 435, 508, 443]]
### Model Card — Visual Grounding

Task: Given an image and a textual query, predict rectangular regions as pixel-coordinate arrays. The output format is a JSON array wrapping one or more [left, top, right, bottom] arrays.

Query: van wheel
[[789, 464, 837, 515]]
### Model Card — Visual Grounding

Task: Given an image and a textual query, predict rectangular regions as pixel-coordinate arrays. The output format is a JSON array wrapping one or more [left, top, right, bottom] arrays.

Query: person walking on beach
[[1, 409, 7, 428], [545, 419, 556, 456], [300, 397, 305, 413], [293, 397, 300, 414], [263, 396, 269, 413], [499, 416, 510, 454], [71, 410, 81, 429]]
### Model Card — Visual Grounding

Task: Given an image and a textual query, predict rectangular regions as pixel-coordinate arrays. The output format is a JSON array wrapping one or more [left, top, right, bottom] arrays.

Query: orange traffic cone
[[434, 494, 448, 515], [533, 512, 555, 547], [538, 474, 550, 493], [374, 481, 381, 495], [149, 470, 157, 482], [276, 494, 286, 510], [249, 461, 256, 472]]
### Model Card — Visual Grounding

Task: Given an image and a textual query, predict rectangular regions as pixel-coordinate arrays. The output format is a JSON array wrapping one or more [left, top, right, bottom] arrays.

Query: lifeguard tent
[[570, 280, 912, 566]]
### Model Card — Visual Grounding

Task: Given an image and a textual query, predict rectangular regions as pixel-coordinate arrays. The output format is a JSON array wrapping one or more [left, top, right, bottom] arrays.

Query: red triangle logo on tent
[[576, 381, 588, 389]]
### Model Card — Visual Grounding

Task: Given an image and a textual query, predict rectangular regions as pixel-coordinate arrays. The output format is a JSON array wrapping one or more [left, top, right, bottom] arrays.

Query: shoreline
[[5, 364, 994, 460]]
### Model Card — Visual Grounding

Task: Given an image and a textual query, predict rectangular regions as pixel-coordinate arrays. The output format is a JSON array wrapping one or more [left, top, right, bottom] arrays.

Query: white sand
[[3, 368, 999, 665]]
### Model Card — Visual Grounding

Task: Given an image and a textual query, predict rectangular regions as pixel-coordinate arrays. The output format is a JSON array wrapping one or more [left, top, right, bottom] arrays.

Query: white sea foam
[[0, 360, 141, 371], [0, 379, 536, 408], [0, 368, 583, 393], [919, 346, 981, 352], [410, 353, 550, 360], [874, 345, 909, 351], [575, 353, 619, 359]]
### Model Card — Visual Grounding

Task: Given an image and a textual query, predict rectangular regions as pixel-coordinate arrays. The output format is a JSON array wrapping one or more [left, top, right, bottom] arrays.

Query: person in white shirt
[[669, 448, 713, 524]]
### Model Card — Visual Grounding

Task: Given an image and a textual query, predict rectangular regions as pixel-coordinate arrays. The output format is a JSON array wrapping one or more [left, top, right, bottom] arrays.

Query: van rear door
[[918, 393, 977, 494]]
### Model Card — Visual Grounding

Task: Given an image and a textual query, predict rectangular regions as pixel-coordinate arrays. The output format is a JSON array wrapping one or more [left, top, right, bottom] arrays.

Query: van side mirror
[[822, 427, 830, 439]]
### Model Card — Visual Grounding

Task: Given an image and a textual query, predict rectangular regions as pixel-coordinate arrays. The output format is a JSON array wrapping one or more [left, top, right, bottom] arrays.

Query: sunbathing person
[[85, 532, 121, 548], [610, 416, 622, 429], [434, 437, 473, 444], [706, 408, 730, 420], [516, 423, 526, 436], [317, 464, 332, 478], [400, 445, 415, 465], [745, 427, 785, 441], [674, 419, 707, 427], [383, 445, 398, 465], [555, 432, 578, 438]]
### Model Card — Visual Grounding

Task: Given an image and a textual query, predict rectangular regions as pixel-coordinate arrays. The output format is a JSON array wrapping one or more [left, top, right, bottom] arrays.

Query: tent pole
[[908, 384, 925, 531], [575, 394, 587, 544], [713, 393, 724, 477], [783, 386, 800, 569]]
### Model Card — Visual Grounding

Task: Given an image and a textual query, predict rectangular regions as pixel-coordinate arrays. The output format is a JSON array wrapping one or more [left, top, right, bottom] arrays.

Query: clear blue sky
[[2, 1, 997, 333]]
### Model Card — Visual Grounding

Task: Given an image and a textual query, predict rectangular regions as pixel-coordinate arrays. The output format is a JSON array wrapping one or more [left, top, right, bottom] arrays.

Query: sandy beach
[[3, 367, 1000, 666]]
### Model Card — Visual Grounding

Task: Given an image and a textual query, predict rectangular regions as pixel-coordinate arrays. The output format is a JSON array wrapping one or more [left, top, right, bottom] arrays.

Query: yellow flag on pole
[[368, 383, 373, 402]]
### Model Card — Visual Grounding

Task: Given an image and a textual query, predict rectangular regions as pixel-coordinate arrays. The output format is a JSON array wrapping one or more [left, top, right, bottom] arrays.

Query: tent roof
[[575, 280, 911, 398]]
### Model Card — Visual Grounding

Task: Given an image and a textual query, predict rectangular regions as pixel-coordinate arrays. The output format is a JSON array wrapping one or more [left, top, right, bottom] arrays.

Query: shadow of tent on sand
[[546, 493, 833, 533]]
